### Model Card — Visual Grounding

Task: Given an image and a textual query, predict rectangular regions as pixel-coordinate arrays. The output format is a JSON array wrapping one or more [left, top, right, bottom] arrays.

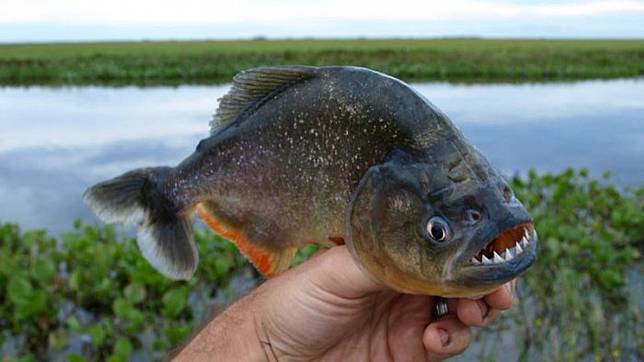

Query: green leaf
[[32, 259, 56, 283], [113, 337, 133, 358], [165, 325, 192, 346], [16, 356, 37, 362], [7, 275, 47, 319], [23, 290, 48, 318], [599, 270, 623, 289], [162, 287, 189, 318], [126, 308, 145, 330], [213, 258, 232, 278], [113, 298, 144, 329], [66, 316, 81, 332], [88, 324, 107, 347], [113, 298, 132, 318], [124, 283, 146, 304], [48, 328, 69, 350], [67, 354, 88, 362], [7, 275, 33, 305], [69, 270, 82, 291]]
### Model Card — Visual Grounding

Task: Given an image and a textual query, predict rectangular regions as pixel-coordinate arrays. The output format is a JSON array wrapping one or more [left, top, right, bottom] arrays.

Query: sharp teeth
[[482, 255, 492, 264], [524, 229, 530, 240], [471, 257, 481, 265], [504, 248, 514, 261], [520, 237, 528, 248], [493, 252, 504, 263], [516, 242, 523, 254]]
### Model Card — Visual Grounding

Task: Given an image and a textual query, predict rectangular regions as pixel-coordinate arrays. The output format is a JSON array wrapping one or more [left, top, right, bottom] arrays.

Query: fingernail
[[506, 281, 516, 297], [438, 328, 449, 346], [477, 300, 489, 320]]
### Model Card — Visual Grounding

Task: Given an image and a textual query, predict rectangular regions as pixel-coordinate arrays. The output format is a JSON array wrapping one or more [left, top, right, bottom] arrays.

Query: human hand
[[174, 246, 515, 361], [255, 246, 514, 361]]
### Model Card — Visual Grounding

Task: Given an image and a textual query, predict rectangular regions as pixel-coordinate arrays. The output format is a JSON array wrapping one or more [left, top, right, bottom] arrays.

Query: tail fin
[[83, 167, 198, 280]]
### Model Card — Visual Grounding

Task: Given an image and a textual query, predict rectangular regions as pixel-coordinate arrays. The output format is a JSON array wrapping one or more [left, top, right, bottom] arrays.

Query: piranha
[[84, 65, 537, 297]]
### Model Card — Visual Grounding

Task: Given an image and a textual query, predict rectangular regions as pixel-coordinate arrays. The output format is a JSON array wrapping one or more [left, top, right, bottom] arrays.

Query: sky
[[1, 0, 643, 42]]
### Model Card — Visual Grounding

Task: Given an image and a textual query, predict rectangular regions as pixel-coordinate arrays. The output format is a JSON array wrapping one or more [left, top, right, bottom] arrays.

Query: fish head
[[347, 150, 537, 297]]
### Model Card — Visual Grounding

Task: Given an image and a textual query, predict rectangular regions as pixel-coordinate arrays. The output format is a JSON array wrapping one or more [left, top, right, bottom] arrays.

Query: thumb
[[299, 245, 388, 299]]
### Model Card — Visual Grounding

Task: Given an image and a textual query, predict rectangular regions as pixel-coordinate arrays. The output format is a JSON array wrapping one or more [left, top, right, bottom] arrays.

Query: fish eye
[[426, 216, 451, 242], [465, 209, 482, 224]]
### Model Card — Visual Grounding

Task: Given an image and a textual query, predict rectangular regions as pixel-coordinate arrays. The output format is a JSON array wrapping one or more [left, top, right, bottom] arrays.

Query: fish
[[84, 65, 537, 297]]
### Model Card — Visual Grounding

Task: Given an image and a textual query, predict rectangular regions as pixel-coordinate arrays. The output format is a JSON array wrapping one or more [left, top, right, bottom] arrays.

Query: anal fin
[[195, 203, 296, 277]]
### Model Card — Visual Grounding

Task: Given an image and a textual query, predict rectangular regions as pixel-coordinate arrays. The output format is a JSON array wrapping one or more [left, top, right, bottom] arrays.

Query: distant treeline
[[0, 39, 643, 85]]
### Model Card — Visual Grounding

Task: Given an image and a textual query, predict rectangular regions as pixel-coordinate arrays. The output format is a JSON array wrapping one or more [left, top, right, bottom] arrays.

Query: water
[[1, 79, 643, 233]]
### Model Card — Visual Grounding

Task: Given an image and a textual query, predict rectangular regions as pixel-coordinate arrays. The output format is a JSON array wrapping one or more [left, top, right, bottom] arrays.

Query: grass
[[0, 38, 643, 85], [0, 169, 642, 361]]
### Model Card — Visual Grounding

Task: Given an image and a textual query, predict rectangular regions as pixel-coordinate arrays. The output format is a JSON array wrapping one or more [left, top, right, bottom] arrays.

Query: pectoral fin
[[195, 202, 296, 277]]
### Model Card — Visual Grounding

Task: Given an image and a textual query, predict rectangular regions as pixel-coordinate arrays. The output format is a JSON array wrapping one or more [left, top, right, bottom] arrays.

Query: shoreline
[[1, 38, 643, 86]]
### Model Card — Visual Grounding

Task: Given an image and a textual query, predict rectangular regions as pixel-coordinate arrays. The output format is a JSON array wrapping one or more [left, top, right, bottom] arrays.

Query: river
[[0, 79, 643, 233]]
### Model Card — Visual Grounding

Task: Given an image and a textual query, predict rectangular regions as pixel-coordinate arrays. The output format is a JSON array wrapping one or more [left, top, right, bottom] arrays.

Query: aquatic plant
[[462, 169, 643, 361], [0, 223, 252, 361], [0, 169, 641, 361]]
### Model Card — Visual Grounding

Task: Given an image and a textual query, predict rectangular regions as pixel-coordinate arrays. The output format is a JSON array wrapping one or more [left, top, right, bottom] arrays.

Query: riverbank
[[1, 38, 643, 85]]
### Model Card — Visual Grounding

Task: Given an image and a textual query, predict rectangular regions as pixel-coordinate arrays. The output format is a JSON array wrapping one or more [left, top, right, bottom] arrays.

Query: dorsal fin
[[210, 65, 319, 133]]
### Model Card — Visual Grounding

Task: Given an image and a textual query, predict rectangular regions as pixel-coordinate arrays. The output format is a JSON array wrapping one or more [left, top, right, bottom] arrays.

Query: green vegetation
[[0, 169, 642, 361], [0, 223, 253, 361], [1, 39, 643, 85], [466, 169, 643, 361]]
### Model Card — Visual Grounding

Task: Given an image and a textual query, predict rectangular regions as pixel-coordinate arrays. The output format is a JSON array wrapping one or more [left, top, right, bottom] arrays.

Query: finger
[[423, 316, 472, 361], [483, 280, 516, 311], [296, 245, 388, 298], [457, 297, 505, 327], [455, 298, 488, 327]]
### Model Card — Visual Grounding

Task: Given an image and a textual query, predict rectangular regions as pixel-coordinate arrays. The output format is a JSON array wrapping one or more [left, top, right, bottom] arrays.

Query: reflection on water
[[1, 80, 643, 233]]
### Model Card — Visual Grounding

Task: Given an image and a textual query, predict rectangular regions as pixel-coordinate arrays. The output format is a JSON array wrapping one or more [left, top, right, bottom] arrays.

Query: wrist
[[171, 290, 267, 361], [232, 292, 268, 362], [253, 303, 278, 362]]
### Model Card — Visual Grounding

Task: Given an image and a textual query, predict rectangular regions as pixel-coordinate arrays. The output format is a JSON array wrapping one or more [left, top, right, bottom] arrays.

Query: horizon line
[[2, 36, 644, 46]]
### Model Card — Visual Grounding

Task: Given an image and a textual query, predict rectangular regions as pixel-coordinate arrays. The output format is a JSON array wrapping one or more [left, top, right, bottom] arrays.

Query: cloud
[[2, 0, 643, 24]]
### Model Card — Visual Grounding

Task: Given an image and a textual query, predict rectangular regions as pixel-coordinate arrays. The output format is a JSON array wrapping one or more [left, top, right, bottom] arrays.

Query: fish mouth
[[469, 223, 537, 266], [443, 222, 537, 297], [456, 221, 537, 290]]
